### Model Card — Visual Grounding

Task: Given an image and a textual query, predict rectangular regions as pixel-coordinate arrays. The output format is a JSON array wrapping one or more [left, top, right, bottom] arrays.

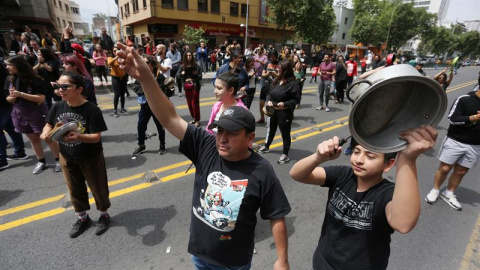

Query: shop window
[[211, 0, 219, 13], [178, 0, 188, 9], [230, 2, 238, 16], [241, 3, 248, 17], [162, 0, 174, 8], [198, 0, 207, 12]]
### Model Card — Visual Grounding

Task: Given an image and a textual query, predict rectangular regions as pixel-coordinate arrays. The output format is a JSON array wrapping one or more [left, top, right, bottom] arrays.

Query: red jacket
[[346, 61, 358, 77]]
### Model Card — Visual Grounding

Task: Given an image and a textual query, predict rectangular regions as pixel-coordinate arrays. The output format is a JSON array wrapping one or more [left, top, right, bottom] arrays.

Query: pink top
[[93, 51, 107, 66], [320, 61, 336, 81], [206, 99, 248, 135]]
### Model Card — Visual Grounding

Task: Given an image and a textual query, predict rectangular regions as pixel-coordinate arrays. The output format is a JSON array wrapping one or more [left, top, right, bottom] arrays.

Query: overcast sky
[[75, 0, 479, 25]]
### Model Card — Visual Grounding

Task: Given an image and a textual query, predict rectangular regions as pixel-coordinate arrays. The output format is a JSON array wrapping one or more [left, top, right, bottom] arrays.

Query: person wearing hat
[[116, 42, 291, 270]]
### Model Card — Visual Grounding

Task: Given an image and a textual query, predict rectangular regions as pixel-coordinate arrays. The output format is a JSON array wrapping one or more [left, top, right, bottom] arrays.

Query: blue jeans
[[318, 80, 331, 106], [192, 255, 252, 270], [0, 107, 25, 161]]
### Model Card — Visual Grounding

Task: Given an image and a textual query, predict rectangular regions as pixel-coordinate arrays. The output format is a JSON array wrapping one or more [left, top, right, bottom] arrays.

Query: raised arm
[[270, 218, 289, 270], [433, 67, 448, 80], [386, 125, 437, 234], [289, 136, 342, 186], [116, 43, 188, 140]]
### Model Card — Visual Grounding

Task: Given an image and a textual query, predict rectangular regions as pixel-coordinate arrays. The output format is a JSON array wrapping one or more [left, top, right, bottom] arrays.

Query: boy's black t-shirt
[[46, 100, 107, 158], [314, 166, 394, 270], [179, 125, 291, 267]]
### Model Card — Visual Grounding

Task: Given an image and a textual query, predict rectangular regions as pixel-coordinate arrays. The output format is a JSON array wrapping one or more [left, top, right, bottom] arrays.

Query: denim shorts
[[191, 255, 251, 270], [438, 136, 480, 169], [11, 104, 48, 134]]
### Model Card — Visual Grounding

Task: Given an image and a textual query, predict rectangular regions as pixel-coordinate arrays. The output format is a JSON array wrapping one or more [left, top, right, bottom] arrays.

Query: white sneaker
[[425, 189, 439, 204], [54, 161, 62, 173], [440, 192, 462, 211], [325, 106, 330, 112], [33, 162, 48, 174]]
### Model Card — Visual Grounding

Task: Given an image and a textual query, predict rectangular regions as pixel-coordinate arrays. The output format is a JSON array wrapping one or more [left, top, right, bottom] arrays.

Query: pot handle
[[346, 79, 373, 104]]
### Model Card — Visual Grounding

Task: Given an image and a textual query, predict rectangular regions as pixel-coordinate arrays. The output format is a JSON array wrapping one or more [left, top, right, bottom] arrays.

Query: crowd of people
[[1, 25, 478, 270]]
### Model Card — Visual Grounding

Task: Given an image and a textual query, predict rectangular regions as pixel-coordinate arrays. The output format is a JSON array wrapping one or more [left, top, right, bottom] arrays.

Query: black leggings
[[265, 109, 293, 155], [112, 75, 128, 110], [96, 65, 108, 82], [336, 80, 347, 102]]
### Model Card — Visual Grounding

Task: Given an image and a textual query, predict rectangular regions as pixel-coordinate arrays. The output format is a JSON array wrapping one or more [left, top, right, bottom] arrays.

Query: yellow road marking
[[0, 195, 65, 217], [459, 214, 480, 270], [0, 81, 476, 232]]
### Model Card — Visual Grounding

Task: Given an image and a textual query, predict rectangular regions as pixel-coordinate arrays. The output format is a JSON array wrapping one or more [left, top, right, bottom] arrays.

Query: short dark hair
[[350, 139, 397, 162], [61, 71, 86, 93], [216, 72, 239, 95]]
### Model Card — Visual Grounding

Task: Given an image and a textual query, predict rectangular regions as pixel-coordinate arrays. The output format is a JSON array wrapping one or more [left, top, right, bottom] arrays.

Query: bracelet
[[21, 92, 24, 97]]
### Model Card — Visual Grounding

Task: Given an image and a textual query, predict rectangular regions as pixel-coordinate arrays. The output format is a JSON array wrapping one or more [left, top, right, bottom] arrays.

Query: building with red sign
[[117, 0, 296, 50]]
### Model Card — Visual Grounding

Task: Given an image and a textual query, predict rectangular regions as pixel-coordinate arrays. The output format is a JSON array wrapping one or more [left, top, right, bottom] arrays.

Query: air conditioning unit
[[230, 3, 237, 7], [124, 11, 130, 17], [125, 26, 132, 35], [199, 0, 205, 3]]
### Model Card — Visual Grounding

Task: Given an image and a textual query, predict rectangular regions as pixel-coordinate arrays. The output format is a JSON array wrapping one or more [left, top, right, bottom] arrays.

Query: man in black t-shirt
[[41, 72, 110, 239], [290, 127, 437, 270], [116, 43, 291, 269]]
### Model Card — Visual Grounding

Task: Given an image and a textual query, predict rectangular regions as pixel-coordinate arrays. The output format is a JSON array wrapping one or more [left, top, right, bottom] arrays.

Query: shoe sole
[[33, 164, 48, 174], [133, 149, 147, 156], [257, 149, 270, 154], [277, 159, 289, 164], [7, 156, 29, 160], [424, 196, 438, 204], [440, 194, 462, 211], [0, 164, 10, 170]]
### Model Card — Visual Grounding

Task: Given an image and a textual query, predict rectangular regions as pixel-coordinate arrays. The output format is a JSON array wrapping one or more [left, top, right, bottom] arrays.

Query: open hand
[[398, 125, 437, 160]]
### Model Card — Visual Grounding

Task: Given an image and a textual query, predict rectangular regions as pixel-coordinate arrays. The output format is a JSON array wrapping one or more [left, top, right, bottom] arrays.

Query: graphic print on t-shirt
[[193, 171, 248, 232], [55, 112, 86, 147], [328, 188, 374, 230]]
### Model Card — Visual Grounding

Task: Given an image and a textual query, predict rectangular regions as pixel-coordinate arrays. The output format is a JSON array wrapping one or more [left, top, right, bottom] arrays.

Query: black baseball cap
[[208, 106, 255, 132]]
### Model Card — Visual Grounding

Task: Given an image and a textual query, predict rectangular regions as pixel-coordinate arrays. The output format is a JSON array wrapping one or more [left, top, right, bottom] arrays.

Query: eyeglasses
[[58, 84, 73, 90]]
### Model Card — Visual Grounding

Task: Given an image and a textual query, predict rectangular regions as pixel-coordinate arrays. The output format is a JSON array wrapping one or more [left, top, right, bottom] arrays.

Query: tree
[[418, 26, 455, 56], [292, 0, 336, 46], [456, 31, 480, 58], [266, 0, 297, 45], [182, 25, 208, 45], [386, 2, 437, 50], [350, 0, 436, 51]]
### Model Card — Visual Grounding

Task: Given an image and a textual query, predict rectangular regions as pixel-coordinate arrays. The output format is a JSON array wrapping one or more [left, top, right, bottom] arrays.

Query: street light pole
[[384, 1, 403, 54], [244, 0, 249, 51], [104, 0, 113, 39]]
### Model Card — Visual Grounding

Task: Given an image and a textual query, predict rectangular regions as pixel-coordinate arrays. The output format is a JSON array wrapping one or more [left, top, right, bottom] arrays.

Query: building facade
[[464, 20, 480, 33], [49, 0, 85, 36], [0, 0, 55, 50], [117, 0, 295, 49]]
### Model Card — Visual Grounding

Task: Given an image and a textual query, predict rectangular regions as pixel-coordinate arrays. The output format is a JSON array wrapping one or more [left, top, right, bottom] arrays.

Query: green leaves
[[350, 0, 436, 50], [267, 0, 335, 45], [182, 25, 208, 45]]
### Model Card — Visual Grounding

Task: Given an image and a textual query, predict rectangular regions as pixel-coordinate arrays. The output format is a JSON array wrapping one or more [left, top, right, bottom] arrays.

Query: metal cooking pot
[[346, 64, 447, 153]]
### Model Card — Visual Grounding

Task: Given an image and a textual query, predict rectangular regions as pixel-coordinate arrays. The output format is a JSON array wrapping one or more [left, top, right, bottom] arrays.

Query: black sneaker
[[113, 110, 119, 118], [120, 108, 127, 113], [69, 216, 92, 238], [0, 160, 9, 170], [7, 153, 28, 160], [159, 146, 167, 155], [133, 145, 147, 156], [95, 214, 111, 235]]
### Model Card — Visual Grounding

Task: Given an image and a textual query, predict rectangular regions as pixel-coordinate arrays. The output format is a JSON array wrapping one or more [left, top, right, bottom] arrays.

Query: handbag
[[263, 105, 275, 117], [184, 80, 196, 91]]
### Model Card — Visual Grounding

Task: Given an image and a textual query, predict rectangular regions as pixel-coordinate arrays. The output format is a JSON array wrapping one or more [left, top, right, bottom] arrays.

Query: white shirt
[[157, 57, 172, 78]]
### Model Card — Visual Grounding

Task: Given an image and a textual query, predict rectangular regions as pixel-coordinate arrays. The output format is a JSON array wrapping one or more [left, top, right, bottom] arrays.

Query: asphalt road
[[1, 66, 479, 270]]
